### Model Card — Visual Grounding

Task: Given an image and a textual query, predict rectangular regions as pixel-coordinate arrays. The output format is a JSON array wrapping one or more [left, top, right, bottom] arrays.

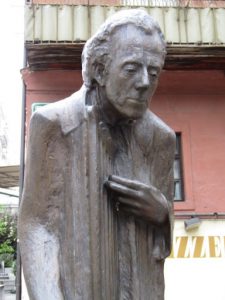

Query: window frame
[[169, 122, 195, 211]]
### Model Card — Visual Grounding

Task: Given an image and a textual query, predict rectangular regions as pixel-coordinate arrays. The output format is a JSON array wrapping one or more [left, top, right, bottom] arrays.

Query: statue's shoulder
[[30, 87, 86, 135], [134, 110, 175, 157], [145, 110, 176, 152], [149, 111, 175, 137]]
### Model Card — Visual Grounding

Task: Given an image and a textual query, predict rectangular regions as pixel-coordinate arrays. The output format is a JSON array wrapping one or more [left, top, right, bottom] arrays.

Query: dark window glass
[[174, 133, 184, 201]]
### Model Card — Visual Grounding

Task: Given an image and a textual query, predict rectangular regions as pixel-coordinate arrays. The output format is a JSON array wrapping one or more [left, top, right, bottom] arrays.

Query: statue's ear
[[93, 62, 106, 87]]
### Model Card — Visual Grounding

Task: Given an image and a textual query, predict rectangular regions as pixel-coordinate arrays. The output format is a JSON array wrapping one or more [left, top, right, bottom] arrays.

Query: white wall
[[0, 0, 24, 166], [165, 220, 225, 300]]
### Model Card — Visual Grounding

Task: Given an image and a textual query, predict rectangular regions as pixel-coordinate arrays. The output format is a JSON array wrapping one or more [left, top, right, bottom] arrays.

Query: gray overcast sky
[[0, 0, 24, 166]]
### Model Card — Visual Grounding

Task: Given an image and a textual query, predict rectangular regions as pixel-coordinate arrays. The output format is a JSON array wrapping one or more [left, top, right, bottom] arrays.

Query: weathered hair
[[82, 9, 166, 88]]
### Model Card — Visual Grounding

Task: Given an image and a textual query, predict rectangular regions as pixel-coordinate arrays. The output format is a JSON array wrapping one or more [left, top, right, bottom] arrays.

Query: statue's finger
[[107, 181, 140, 198], [109, 175, 148, 190]]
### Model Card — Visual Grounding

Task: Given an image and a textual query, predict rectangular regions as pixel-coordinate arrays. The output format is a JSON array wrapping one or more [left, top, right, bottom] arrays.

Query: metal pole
[[16, 45, 27, 300]]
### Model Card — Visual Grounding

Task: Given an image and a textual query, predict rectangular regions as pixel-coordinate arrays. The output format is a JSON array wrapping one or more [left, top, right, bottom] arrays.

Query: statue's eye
[[148, 68, 158, 79], [124, 64, 138, 74], [150, 73, 157, 78]]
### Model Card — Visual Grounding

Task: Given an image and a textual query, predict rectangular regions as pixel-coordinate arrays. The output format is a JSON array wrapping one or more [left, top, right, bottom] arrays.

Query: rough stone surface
[[19, 9, 175, 300]]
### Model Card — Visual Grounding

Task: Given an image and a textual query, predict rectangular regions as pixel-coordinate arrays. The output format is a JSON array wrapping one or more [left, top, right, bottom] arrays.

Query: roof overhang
[[24, 4, 225, 70], [0, 165, 20, 188], [26, 43, 225, 71]]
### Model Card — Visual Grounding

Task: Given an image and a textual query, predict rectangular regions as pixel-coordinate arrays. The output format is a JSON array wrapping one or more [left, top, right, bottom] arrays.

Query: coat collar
[[61, 85, 87, 136]]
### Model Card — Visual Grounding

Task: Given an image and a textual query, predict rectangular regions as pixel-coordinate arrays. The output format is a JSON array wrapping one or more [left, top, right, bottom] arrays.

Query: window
[[174, 133, 184, 201]]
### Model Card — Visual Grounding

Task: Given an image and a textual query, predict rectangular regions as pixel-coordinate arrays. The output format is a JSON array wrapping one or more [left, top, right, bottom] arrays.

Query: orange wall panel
[[152, 70, 225, 214], [22, 69, 225, 214]]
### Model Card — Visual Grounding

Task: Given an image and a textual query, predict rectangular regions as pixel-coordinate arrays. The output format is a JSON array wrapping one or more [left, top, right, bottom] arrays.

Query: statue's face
[[101, 24, 165, 120]]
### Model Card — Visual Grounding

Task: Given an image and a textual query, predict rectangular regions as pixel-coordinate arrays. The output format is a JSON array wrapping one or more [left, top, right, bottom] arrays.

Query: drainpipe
[[16, 45, 27, 300]]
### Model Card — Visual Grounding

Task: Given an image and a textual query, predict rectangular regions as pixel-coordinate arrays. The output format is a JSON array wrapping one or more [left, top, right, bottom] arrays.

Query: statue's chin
[[119, 100, 147, 120]]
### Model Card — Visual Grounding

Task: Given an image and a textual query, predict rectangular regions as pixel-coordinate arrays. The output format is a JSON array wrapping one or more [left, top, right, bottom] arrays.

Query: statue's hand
[[105, 175, 169, 224]]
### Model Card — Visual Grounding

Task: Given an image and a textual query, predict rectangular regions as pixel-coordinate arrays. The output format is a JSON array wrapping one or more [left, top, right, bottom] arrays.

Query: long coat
[[19, 86, 175, 300]]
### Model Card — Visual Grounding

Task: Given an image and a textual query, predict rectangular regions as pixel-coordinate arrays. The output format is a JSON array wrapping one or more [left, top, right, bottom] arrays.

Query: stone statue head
[[82, 9, 166, 120]]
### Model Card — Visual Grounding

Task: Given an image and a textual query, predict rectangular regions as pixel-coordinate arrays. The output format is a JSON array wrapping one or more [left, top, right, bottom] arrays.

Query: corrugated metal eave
[[25, 4, 225, 44]]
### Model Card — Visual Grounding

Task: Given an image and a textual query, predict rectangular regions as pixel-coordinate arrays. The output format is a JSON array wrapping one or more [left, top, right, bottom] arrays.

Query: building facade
[[22, 1, 225, 299]]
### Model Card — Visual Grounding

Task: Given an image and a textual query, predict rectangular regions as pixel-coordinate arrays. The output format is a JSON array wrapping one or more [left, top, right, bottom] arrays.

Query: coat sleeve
[[152, 128, 176, 260], [18, 110, 65, 300]]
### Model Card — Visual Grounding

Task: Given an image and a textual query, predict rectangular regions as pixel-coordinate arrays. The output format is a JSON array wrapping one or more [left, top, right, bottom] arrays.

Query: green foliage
[[0, 241, 14, 254], [0, 253, 14, 267], [0, 207, 17, 267]]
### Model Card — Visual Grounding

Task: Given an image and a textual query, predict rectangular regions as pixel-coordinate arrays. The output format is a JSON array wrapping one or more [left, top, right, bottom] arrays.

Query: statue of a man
[[19, 9, 175, 300]]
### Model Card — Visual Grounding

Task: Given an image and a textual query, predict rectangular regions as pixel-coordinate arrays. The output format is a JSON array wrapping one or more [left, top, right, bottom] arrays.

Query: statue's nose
[[135, 68, 150, 90]]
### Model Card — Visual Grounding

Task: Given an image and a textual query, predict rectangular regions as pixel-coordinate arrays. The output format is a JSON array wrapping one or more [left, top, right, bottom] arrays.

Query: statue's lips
[[126, 98, 147, 105]]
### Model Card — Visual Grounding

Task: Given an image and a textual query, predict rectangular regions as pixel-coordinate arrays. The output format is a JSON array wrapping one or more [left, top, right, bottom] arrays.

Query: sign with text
[[170, 235, 225, 258]]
